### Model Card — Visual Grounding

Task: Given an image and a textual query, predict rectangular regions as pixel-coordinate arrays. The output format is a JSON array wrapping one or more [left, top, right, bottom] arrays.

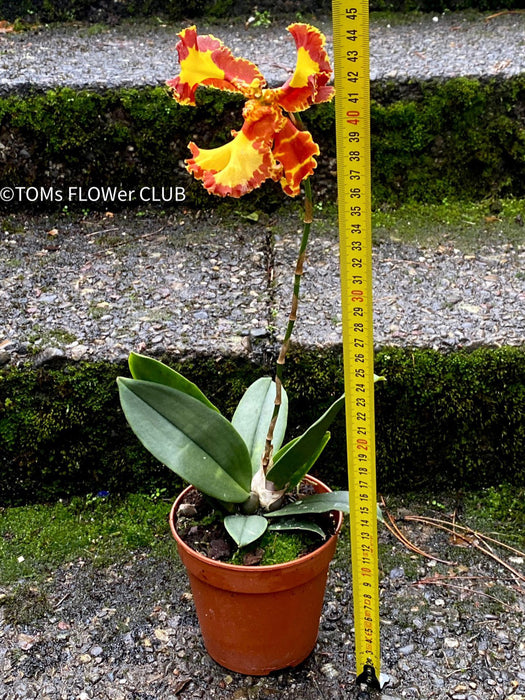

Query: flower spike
[[167, 23, 334, 197]]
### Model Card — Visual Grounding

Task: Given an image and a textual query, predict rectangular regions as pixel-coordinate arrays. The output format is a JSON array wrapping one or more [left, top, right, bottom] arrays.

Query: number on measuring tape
[[332, 0, 381, 690]]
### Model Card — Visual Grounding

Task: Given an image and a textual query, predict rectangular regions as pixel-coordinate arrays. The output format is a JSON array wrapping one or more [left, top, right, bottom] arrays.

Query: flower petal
[[272, 117, 320, 197], [276, 23, 334, 113], [186, 103, 283, 198], [167, 26, 265, 106], [186, 133, 277, 197]]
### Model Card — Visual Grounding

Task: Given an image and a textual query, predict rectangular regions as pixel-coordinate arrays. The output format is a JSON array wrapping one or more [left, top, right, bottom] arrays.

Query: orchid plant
[[118, 24, 357, 550]]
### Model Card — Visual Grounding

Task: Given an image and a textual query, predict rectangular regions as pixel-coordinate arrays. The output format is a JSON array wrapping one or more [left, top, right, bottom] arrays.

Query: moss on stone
[[305, 77, 525, 206], [2, 583, 53, 625], [0, 86, 245, 212], [1, 78, 523, 212], [374, 346, 525, 492], [370, 78, 525, 205], [0, 493, 175, 583], [0, 346, 523, 506]]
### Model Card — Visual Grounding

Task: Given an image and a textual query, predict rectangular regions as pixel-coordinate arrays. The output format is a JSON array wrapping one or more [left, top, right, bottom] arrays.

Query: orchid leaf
[[128, 352, 219, 412], [285, 431, 331, 491], [224, 514, 268, 547], [272, 436, 299, 462], [232, 377, 288, 477], [266, 395, 345, 490], [268, 518, 325, 537], [118, 378, 252, 503], [265, 491, 350, 517]]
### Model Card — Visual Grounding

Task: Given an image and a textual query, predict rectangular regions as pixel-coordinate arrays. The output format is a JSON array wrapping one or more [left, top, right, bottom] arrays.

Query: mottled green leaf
[[267, 518, 325, 537], [283, 432, 331, 492], [128, 352, 219, 412], [265, 491, 350, 517], [266, 395, 344, 489]]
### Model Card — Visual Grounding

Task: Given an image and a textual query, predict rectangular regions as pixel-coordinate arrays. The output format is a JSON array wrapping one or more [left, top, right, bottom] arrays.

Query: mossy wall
[[0, 354, 263, 506], [0, 86, 246, 213], [2, 0, 523, 23], [369, 77, 525, 204], [373, 347, 525, 492], [1, 346, 523, 506], [1, 78, 523, 212]]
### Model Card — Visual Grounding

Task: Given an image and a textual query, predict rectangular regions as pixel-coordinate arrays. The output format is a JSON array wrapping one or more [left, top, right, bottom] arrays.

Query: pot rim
[[169, 475, 344, 573]]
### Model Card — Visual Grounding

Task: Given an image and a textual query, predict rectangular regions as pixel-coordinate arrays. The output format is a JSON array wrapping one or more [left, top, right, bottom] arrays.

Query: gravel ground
[[0, 12, 523, 94], [1, 503, 524, 700], [0, 209, 523, 366]]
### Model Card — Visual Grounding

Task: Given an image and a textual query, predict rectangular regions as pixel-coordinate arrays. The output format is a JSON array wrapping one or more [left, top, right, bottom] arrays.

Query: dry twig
[[379, 498, 456, 565], [485, 9, 525, 20], [412, 574, 519, 610], [403, 514, 525, 585]]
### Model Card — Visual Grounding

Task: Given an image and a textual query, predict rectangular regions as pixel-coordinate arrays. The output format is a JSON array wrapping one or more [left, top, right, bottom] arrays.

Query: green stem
[[262, 175, 314, 471]]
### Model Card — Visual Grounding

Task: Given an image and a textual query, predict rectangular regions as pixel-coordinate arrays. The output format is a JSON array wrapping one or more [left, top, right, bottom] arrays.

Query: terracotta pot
[[169, 476, 343, 675]]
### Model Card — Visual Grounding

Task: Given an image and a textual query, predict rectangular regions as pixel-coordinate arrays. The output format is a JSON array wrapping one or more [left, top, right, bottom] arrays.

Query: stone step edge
[[2, 200, 523, 361], [3, 13, 523, 94]]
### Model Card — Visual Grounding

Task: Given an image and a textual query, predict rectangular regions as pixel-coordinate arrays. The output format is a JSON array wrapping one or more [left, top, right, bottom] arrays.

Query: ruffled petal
[[186, 102, 283, 197], [186, 133, 278, 197], [167, 25, 265, 106], [272, 117, 319, 197], [276, 23, 334, 113]]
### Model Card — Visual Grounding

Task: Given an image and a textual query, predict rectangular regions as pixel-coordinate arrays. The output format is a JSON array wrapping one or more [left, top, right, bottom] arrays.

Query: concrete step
[[1, 207, 523, 367], [1, 12, 523, 503], [1, 206, 524, 504], [0, 12, 524, 208], [1, 14, 523, 92]]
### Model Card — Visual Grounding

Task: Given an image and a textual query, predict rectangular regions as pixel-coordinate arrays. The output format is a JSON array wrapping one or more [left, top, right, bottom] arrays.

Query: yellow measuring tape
[[332, 0, 381, 689]]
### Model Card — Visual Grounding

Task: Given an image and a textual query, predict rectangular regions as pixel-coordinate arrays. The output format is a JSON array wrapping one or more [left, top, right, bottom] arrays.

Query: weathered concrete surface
[[1, 209, 523, 366], [0, 13, 523, 94]]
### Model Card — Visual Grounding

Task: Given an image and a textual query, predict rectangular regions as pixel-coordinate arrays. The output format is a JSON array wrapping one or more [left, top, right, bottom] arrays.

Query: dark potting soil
[[175, 484, 338, 566]]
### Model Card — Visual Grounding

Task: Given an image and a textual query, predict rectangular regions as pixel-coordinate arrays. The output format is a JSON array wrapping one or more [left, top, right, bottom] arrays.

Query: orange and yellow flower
[[167, 24, 333, 198]]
